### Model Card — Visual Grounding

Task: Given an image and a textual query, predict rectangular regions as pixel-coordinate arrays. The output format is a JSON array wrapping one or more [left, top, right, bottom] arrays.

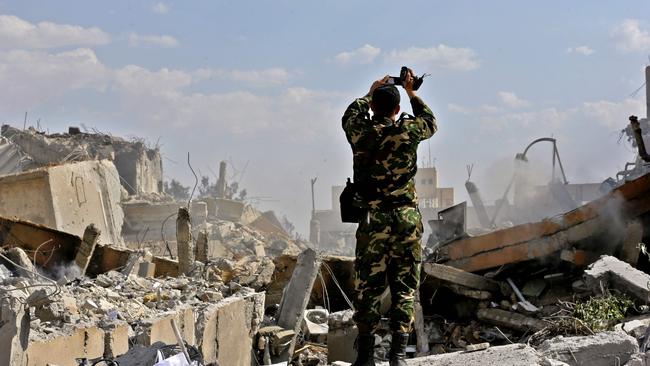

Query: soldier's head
[[371, 84, 400, 119]]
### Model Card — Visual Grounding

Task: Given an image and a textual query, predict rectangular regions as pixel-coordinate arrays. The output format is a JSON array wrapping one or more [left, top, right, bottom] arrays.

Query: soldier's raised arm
[[402, 70, 437, 141]]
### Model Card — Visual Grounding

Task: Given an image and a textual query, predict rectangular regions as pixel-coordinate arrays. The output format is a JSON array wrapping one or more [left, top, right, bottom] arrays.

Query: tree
[[198, 176, 218, 198], [164, 179, 190, 201]]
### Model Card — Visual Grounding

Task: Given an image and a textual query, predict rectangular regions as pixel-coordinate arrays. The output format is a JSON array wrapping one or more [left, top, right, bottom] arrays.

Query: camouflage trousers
[[353, 206, 423, 334]]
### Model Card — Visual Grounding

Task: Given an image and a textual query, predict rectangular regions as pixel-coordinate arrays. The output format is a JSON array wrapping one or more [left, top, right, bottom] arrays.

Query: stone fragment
[[4, 247, 36, 278], [584, 255, 650, 303], [423, 263, 500, 292], [176, 207, 193, 275], [75, 223, 100, 275], [538, 331, 639, 366], [476, 308, 546, 332], [465, 342, 490, 352]]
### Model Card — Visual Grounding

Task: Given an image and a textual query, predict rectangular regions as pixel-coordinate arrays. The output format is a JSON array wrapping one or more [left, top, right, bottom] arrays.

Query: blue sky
[[0, 1, 649, 234]]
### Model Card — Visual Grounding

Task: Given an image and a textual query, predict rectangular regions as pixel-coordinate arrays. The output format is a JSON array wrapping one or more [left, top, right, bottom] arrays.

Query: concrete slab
[[538, 331, 639, 366], [368, 343, 547, 365], [476, 308, 547, 332], [196, 293, 265, 366], [584, 255, 650, 303], [423, 263, 500, 292], [277, 248, 321, 357], [134, 306, 195, 347], [25, 325, 105, 366], [0, 160, 124, 245]]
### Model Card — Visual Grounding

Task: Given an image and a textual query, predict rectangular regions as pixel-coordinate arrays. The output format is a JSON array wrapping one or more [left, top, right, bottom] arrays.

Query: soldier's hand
[[402, 68, 417, 98], [368, 75, 389, 96]]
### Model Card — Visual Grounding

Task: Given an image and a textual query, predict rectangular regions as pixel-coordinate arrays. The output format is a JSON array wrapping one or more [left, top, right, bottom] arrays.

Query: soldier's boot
[[388, 332, 409, 366], [351, 332, 376, 366]]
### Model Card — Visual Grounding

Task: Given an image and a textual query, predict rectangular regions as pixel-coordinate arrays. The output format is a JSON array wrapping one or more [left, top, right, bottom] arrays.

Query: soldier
[[342, 70, 437, 366]]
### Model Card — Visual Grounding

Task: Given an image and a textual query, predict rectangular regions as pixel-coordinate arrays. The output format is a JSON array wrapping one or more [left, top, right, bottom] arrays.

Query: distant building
[[313, 166, 454, 255], [415, 167, 454, 208]]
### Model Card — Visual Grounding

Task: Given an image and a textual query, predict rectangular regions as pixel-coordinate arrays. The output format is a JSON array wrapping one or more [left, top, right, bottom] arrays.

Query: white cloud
[[195, 67, 293, 86], [333, 44, 381, 65], [498, 91, 531, 108], [388, 44, 480, 71], [566, 46, 595, 56], [0, 48, 109, 108], [128, 33, 179, 48], [611, 19, 650, 52], [152, 2, 170, 14], [0, 14, 110, 49], [0, 47, 338, 139], [478, 98, 644, 132], [581, 98, 644, 128]]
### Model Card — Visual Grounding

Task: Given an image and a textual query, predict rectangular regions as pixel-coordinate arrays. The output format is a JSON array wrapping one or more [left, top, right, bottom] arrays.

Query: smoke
[[49, 261, 82, 282], [470, 153, 608, 229]]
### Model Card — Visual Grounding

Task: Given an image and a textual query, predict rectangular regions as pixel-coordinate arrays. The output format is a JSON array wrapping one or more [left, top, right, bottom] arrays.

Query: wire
[[0, 251, 60, 304], [318, 270, 330, 312], [187, 152, 198, 211], [321, 262, 355, 310]]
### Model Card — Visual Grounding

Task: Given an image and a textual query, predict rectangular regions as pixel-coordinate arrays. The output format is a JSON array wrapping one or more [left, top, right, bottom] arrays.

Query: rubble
[[3, 67, 650, 365]]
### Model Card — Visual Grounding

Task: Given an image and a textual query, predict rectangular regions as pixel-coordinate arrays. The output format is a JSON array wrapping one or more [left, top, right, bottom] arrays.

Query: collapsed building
[[2, 67, 650, 366]]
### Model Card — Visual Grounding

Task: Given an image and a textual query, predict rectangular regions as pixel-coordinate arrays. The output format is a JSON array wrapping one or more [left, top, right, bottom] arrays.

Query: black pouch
[[340, 178, 365, 223]]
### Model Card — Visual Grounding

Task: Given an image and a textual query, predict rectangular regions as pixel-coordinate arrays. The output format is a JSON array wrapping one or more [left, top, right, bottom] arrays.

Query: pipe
[[465, 181, 491, 228], [629, 115, 650, 162]]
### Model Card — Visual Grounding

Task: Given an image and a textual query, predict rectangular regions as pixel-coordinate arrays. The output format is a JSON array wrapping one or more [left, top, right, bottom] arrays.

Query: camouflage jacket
[[342, 95, 437, 210]]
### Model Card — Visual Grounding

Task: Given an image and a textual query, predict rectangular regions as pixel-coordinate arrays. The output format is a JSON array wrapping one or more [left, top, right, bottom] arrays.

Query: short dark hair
[[372, 84, 400, 116]]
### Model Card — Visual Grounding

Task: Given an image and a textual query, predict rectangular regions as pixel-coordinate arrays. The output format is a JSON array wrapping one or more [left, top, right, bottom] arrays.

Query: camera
[[386, 66, 426, 91]]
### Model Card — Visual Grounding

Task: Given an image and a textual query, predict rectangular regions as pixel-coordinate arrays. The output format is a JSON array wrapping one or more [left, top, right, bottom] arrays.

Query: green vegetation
[[573, 294, 633, 332]]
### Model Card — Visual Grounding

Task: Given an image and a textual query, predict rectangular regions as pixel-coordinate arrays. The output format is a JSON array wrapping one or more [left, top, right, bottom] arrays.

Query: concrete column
[[75, 223, 100, 275], [216, 161, 227, 199], [195, 230, 209, 263], [277, 248, 321, 359], [176, 207, 193, 275]]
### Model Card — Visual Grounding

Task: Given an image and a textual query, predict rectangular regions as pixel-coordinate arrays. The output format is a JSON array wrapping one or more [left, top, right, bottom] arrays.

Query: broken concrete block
[[176, 207, 193, 275], [476, 308, 546, 332], [195, 229, 209, 263], [0, 299, 29, 366], [5, 247, 36, 278], [401, 343, 546, 365], [465, 342, 490, 352], [75, 223, 100, 274], [584, 255, 650, 303], [277, 248, 321, 358], [328, 310, 357, 364], [196, 295, 261, 366], [423, 263, 500, 292], [137, 262, 156, 278], [538, 331, 639, 366], [615, 316, 650, 339], [102, 321, 130, 358], [133, 307, 195, 347], [25, 325, 105, 366], [0, 160, 125, 246], [448, 284, 492, 300]]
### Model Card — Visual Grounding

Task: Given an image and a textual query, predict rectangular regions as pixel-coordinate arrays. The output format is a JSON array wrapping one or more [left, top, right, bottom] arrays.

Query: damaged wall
[[1, 125, 163, 196], [0, 160, 124, 245]]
